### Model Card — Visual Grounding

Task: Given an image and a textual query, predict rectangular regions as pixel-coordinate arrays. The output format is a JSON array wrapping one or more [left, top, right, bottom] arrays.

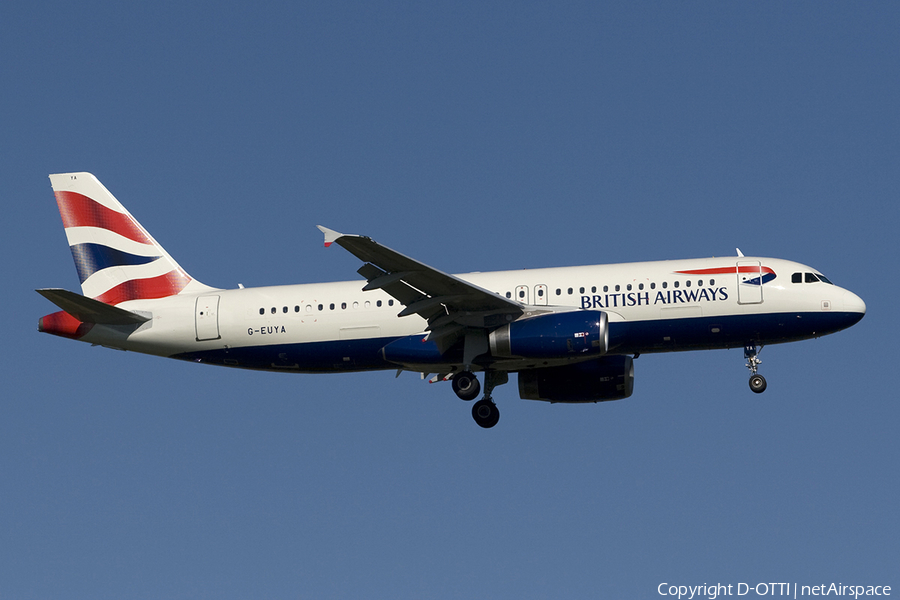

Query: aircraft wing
[[318, 227, 524, 336]]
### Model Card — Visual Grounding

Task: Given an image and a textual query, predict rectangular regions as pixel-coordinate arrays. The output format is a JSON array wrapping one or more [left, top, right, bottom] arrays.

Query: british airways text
[[581, 287, 729, 309]]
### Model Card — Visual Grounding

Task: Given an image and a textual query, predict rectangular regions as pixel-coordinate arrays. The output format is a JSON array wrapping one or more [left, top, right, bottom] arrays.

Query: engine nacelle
[[518, 355, 634, 403], [489, 310, 608, 359]]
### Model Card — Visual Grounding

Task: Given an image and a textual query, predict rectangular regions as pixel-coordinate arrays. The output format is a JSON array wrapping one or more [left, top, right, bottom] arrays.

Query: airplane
[[37, 172, 866, 428]]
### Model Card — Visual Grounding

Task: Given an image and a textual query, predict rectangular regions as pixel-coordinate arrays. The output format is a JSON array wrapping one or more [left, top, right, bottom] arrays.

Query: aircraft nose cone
[[843, 290, 866, 316]]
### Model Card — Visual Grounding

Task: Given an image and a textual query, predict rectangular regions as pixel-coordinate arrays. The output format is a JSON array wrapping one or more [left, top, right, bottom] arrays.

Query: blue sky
[[3, 2, 897, 598]]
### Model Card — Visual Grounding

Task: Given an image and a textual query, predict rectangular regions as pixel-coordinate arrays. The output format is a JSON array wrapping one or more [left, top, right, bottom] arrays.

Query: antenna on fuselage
[[736, 248, 745, 257]]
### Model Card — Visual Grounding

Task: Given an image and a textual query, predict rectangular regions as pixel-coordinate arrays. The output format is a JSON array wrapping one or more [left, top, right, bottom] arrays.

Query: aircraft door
[[515, 285, 529, 304], [534, 284, 548, 306], [737, 261, 763, 304], [195, 295, 221, 341]]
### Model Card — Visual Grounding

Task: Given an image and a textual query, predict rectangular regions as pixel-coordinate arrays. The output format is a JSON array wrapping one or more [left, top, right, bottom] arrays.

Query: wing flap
[[362, 270, 416, 292]]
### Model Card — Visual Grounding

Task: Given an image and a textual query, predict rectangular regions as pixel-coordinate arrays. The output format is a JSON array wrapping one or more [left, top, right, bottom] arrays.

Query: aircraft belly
[[170, 336, 400, 372], [610, 310, 863, 354]]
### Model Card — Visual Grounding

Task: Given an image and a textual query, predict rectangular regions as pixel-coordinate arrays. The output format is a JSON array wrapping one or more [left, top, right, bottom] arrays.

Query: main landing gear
[[451, 371, 480, 401], [472, 398, 500, 429], [744, 344, 767, 394], [452, 370, 506, 428]]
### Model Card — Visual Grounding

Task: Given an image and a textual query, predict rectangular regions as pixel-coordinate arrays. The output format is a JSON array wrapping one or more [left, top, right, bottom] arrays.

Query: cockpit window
[[794, 271, 834, 285]]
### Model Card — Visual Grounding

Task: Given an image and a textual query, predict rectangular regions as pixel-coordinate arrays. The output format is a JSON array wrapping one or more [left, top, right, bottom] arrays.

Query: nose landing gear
[[744, 344, 767, 393]]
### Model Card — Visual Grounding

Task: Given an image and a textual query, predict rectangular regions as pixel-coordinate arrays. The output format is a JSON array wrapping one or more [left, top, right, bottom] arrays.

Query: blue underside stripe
[[170, 311, 864, 373]]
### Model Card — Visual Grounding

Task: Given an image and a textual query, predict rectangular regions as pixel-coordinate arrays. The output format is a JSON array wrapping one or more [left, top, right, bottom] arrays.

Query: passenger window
[[603, 285, 609, 293], [294, 305, 300, 312], [555, 289, 561, 296], [792, 273, 802, 283], [579, 287, 585, 294], [329, 303, 335, 310], [388, 300, 394, 306], [259, 308, 264, 315], [519, 290, 525, 298], [271, 307, 276, 314], [377, 300, 382, 307], [615, 285, 620, 292], [710, 279, 715, 286], [567, 287, 573, 295], [627, 284, 632, 291], [306, 305, 312, 312], [591, 286, 596, 293], [639, 283, 644, 290], [283, 306, 288, 313], [650, 283, 656, 290], [341, 302, 347, 309], [538, 289, 544, 297], [506, 292, 511, 299], [685, 281, 691, 288], [662, 282, 667, 289], [318, 304, 323, 311], [674, 282, 679, 288]]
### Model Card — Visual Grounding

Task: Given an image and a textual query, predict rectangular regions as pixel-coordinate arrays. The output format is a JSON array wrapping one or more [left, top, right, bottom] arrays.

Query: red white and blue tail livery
[[38, 173, 866, 428], [49, 173, 211, 303]]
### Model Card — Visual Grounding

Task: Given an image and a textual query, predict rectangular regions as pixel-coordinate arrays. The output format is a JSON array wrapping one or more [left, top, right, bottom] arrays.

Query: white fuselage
[[74, 256, 865, 374]]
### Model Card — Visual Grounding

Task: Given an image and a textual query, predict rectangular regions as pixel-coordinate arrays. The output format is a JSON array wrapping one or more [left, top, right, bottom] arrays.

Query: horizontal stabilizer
[[36, 288, 151, 325]]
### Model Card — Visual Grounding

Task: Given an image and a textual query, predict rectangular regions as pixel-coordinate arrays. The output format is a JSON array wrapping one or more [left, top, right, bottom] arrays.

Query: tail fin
[[48, 172, 212, 305]]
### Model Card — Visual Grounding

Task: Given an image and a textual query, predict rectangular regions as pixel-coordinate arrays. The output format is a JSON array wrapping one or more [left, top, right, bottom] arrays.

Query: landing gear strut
[[469, 370, 507, 429], [744, 344, 767, 393]]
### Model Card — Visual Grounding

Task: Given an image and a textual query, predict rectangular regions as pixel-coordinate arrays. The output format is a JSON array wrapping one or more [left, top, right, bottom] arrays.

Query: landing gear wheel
[[472, 398, 500, 429], [749, 374, 767, 394], [452, 371, 480, 401], [744, 344, 766, 394]]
